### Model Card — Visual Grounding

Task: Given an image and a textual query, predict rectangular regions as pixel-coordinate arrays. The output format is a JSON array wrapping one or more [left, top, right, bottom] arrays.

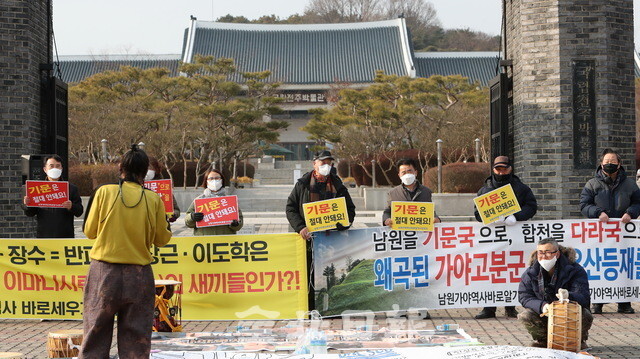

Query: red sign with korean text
[[25, 181, 69, 208], [194, 195, 239, 228], [144, 179, 174, 214]]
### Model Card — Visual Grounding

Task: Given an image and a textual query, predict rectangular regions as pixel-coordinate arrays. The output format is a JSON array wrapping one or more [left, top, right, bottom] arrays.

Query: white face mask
[[207, 179, 223, 192], [318, 164, 332, 176], [539, 256, 558, 272], [47, 168, 62, 180], [144, 170, 156, 181], [401, 173, 416, 186]]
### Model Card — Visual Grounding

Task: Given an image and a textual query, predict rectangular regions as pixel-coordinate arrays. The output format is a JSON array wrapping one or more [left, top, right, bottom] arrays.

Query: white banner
[[312, 219, 640, 315]]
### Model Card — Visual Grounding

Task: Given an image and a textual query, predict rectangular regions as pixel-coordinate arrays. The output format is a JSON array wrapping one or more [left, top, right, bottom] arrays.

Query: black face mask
[[602, 163, 619, 175], [494, 173, 512, 183]]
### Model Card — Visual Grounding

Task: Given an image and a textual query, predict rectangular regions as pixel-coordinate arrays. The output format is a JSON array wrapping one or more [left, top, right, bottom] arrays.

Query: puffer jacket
[[285, 170, 356, 233], [185, 187, 243, 235], [473, 174, 538, 222], [580, 166, 640, 219], [518, 246, 590, 314]]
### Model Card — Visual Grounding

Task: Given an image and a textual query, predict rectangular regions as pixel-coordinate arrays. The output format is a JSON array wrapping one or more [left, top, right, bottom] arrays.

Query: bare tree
[[304, 0, 385, 23]]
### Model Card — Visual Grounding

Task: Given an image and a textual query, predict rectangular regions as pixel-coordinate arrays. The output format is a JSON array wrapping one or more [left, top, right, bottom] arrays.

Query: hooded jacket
[[285, 170, 356, 233], [518, 246, 590, 314], [580, 166, 640, 219], [473, 174, 537, 222]]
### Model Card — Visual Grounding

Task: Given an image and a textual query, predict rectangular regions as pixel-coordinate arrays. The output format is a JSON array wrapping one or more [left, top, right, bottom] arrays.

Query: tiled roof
[[56, 54, 181, 84], [182, 19, 414, 84], [413, 52, 500, 86]]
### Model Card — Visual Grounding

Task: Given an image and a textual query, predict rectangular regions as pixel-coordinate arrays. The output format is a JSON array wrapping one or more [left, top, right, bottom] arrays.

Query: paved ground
[[4, 216, 638, 357], [1, 304, 639, 358]]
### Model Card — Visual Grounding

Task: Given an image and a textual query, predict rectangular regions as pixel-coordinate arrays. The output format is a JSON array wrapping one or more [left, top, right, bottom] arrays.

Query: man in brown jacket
[[382, 158, 439, 319]]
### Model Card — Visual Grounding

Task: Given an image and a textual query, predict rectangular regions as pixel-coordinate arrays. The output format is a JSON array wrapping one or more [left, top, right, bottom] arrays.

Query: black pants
[[80, 260, 154, 359]]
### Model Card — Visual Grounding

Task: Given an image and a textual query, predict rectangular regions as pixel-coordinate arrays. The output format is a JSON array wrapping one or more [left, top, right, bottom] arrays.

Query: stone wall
[[0, 1, 50, 237], [505, 0, 635, 219]]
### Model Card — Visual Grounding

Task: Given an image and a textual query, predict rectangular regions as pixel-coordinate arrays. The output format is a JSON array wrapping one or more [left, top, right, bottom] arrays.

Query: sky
[[52, 0, 638, 56]]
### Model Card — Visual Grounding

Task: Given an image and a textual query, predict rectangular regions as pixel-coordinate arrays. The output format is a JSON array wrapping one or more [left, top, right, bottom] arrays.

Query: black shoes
[[474, 309, 496, 319], [505, 307, 518, 318], [591, 303, 603, 314], [617, 303, 635, 314]]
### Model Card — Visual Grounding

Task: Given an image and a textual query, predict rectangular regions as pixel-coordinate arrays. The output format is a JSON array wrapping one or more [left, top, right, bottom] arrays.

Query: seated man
[[518, 238, 593, 349]]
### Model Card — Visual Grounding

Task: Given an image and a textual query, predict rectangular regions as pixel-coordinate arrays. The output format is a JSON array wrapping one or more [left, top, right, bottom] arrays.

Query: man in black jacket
[[580, 148, 640, 314], [518, 238, 592, 349], [474, 155, 538, 319], [22, 154, 84, 238]]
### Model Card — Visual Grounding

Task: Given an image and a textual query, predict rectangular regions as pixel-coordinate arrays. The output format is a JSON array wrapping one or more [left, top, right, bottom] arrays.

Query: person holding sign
[[517, 238, 592, 349], [81, 145, 172, 358], [474, 155, 538, 319], [185, 168, 243, 235], [21, 154, 83, 238], [286, 150, 356, 240], [382, 158, 440, 227], [146, 156, 180, 223], [580, 148, 640, 314]]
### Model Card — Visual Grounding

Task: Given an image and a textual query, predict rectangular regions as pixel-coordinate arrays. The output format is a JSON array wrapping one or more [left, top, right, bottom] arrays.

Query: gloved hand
[[336, 222, 350, 231], [542, 303, 550, 314], [504, 215, 517, 226], [169, 212, 178, 223], [230, 219, 240, 227], [191, 212, 204, 222], [493, 217, 505, 225], [557, 288, 569, 303]]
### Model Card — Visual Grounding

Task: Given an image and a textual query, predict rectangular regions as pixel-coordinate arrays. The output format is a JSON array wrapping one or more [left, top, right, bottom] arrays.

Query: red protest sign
[[144, 179, 174, 214], [194, 195, 239, 228], [25, 180, 69, 208]]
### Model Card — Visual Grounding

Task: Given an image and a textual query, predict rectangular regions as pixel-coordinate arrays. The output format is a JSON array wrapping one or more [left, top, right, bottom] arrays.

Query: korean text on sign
[[144, 179, 174, 214], [25, 181, 69, 208], [391, 201, 435, 231], [303, 197, 348, 232], [194, 195, 239, 228], [473, 184, 522, 225]]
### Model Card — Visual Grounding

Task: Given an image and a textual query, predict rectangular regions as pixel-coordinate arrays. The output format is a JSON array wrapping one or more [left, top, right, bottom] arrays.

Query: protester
[[146, 156, 180, 222], [381, 158, 439, 320], [80, 145, 172, 358], [518, 238, 592, 349], [580, 148, 640, 314], [474, 155, 538, 319], [22, 154, 83, 238], [185, 168, 243, 235], [286, 150, 356, 239]]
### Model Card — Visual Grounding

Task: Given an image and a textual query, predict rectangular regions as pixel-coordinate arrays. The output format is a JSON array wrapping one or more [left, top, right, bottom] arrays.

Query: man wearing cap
[[21, 154, 84, 238], [580, 148, 640, 314], [286, 150, 356, 239], [474, 155, 538, 319]]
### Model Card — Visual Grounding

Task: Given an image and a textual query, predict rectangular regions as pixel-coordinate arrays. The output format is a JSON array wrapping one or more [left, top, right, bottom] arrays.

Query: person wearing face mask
[[580, 148, 640, 314], [285, 150, 356, 311], [474, 155, 538, 319], [146, 157, 180, 223], [22, 154, 84, 238], [185, 168, 243, 235], [382, 158, 439, 320], [518, 238, 592, 349]]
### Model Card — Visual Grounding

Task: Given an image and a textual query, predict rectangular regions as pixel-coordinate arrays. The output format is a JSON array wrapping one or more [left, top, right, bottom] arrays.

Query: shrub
[[91, 164, 120, 189], [68, 164, 93, 196], [424, 162, 490, 193]]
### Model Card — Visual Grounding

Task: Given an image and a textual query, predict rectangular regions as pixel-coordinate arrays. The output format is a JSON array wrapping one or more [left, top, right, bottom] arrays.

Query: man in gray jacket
[[580, 148, 640, 314], [382, 158, 439, 320]]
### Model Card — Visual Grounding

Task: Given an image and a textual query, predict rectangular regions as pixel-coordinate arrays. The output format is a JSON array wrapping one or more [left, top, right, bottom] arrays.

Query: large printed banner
[[0, 234, 307, 320], [313, 219, 640, 316]]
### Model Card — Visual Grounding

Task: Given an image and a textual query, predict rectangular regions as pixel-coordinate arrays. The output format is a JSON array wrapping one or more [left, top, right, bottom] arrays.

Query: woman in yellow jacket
[[80, 145, 172, 358]]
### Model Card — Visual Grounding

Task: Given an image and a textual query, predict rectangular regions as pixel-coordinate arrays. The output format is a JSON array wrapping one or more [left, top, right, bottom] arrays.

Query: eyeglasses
[[537, 250, 558, 257]]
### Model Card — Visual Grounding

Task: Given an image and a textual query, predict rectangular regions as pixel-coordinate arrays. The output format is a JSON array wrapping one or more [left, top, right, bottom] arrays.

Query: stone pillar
[[0, 1, 51, 237], [505, 0, 635, 219]]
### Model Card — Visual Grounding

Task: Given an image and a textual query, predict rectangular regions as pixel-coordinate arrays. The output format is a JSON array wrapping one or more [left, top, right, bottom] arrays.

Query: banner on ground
[[313, 219, 640, 316], [0, 233, 307, 320]]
